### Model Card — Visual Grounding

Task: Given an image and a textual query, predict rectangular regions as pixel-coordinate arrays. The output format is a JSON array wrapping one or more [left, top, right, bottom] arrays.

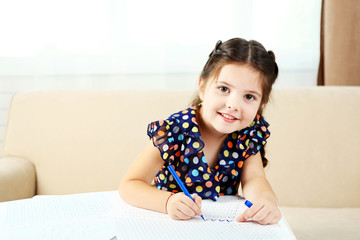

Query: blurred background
[[0, 0, 322, 150]]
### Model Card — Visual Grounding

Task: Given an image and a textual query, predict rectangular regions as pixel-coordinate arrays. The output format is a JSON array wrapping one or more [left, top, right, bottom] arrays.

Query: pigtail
[[267, 50, 276, 61], [260, 146, 268, 168], [267, 50, 278, 85]]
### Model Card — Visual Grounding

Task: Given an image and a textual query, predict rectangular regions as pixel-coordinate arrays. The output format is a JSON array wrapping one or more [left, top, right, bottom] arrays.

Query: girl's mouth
[[219, 112, 238, 123]]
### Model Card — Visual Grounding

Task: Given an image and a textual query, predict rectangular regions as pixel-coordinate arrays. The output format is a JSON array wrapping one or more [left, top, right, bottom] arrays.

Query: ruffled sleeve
[[147, 108, 205, 164], [147, 119, 179, 164], [237, 114, 270, 158]]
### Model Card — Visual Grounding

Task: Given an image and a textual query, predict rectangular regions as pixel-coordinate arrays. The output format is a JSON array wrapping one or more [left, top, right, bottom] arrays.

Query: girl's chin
[[213, 120, 241, 134], [213, 125, 239, 136]]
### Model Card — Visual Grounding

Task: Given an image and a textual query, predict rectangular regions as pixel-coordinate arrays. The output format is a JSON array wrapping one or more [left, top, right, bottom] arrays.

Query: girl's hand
[[236, 197, 282, 225], [166, 193, 203, 220]]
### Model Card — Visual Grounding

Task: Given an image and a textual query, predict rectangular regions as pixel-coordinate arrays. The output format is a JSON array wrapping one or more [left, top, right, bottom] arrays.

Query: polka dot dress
[[147, 107, 270, 201]]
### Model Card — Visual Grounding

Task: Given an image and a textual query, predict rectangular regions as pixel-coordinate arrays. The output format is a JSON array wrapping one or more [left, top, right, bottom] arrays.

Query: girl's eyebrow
[[247, 90, 262, 98], [216, 81, 233, 88], [217, 81, 262, 98]]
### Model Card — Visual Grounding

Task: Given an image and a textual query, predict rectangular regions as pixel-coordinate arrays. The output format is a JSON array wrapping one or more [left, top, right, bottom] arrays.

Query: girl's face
[[198, 63, 263, 137]]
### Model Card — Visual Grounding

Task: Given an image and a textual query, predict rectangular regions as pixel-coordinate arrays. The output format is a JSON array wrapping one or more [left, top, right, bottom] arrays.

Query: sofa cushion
[[0, 157, 35, 201], [2, 90, 194, 195], [264, 87, 360, 207], [281, 207, 360, 240]]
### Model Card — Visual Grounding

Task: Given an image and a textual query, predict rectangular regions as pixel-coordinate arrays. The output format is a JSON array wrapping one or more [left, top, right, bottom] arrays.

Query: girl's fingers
[[265, 210, 282, 225], [251, 207, 270, 222], [182, 195, 203, 216], [192, 193, 202, 210], [256, 211, 272, 225], [173, 208, 193, 220], [176, 202, 198, 218], [237, 201, 282, 225], [173, 194, 202, 219], [236, 202, 263, 222], [270, 215, 282, 225], [167, 193, 203, 220]]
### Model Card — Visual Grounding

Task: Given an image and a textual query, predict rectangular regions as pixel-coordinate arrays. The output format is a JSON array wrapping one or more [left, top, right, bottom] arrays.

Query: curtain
[[318, 0, 360, 86]]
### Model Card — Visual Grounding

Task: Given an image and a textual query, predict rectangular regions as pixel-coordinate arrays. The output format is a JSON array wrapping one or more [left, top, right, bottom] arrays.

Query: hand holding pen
[[166, 165, 204, 220]]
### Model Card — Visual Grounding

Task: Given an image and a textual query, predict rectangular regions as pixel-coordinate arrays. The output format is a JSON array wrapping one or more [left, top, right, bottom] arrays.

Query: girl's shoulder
[[236, 114, 271, 156], [148, 106, 200, 137], [147, 106, 204, 162], [168, 106, 197, 122]]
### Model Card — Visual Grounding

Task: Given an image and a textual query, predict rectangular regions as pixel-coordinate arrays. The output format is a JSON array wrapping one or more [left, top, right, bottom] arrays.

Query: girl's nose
[[226, 99, 240, 112]]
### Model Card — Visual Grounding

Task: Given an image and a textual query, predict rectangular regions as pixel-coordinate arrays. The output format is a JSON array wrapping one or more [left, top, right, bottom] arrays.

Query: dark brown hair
[[191, 38, 278, 167]]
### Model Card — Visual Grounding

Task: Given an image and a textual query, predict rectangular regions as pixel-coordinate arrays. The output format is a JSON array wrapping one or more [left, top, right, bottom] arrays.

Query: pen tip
[[201, 215, 205, 221]]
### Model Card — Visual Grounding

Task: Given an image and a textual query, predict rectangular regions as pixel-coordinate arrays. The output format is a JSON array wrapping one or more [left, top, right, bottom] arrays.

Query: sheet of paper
[[0, 191, 295, 240], [200, 195, 248, 221], [0, 191, 115, 225], [109, 193, 295, 239], [113, 216, 294, 240], [0, 217, 118, 240]]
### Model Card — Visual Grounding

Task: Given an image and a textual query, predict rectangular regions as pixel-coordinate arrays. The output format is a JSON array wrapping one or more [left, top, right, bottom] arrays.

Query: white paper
[[0, 191, 115, 225], [0, 191, 296, 240], [109, 195, 295, 239]]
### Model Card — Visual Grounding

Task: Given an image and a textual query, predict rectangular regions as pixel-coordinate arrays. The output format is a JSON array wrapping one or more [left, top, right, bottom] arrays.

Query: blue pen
[[167, 165, 205, 220], [245, 200, 253, 208]]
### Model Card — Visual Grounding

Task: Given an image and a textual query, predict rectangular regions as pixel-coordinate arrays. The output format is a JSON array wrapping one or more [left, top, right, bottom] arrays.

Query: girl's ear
[[198, 77, 205, 101]]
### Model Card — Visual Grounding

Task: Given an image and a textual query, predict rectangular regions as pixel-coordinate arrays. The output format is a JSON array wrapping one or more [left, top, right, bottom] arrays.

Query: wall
[[0, 0, 321, 154]]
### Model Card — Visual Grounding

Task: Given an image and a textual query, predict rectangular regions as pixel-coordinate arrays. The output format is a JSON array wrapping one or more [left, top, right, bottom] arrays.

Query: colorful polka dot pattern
[[147, 107, 270, 201]]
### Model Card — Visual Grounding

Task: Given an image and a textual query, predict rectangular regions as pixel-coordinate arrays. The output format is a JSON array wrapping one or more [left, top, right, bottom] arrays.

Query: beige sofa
[[1, 87, 360, 239]]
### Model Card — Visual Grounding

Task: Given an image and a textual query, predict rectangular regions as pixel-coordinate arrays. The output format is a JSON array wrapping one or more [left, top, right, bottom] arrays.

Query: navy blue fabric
[[147, 107, 270, 201]]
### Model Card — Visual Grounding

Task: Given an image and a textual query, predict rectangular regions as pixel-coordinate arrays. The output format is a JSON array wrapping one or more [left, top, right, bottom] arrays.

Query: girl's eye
[[219, 86, 229, 93], [245, 94, 255, 101]]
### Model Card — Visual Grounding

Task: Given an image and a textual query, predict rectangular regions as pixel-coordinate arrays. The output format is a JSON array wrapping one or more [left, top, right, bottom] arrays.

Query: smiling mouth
[[219, 112, 238, 121]]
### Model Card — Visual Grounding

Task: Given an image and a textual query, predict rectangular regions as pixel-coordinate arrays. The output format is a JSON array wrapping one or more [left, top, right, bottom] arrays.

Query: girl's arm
[[236, 152, 282, 225], [119, 142, 202, 219]]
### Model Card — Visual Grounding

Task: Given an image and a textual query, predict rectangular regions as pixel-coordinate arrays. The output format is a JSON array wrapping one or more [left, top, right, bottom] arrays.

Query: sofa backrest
[[2, 87, 360, 207], [263, 87, 360, 208]]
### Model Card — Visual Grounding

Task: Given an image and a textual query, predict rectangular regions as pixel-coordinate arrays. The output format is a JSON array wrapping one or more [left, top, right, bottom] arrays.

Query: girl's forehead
[[214, 64, 263, 86], [219, 63, 261, 77]]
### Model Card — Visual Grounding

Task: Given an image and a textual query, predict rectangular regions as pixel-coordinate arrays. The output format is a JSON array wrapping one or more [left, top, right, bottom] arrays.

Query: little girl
[[119, 38, 281, 225]]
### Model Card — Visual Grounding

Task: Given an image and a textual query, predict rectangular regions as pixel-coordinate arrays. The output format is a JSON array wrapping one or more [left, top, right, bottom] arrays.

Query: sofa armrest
[[0, 157, 36, 202]]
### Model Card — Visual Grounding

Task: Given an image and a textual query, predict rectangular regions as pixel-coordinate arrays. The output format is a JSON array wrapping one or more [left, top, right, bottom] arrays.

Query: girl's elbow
[[118, 177, 130, 200]]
